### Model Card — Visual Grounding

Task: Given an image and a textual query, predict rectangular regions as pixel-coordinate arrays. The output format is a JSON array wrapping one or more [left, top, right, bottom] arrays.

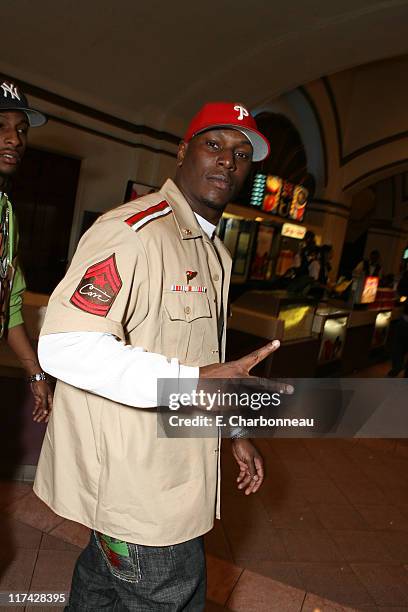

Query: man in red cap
[[0, 78, 53, 422], [35, 102, 280, 610]]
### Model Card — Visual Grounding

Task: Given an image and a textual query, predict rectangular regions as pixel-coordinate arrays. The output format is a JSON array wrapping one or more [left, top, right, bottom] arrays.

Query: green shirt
[[0, 192, 25, 339]]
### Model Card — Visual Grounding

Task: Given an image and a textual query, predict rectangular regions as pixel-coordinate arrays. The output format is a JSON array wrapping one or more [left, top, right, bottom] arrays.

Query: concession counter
[[338, 305, 401, 373], [227, 290, 319, 377], [312, 305, 350, 373]]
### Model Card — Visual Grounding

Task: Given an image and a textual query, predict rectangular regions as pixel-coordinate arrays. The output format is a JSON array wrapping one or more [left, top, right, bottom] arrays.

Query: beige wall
[[24, 93, 178, 259], [14, 55, 408, 278], [296, 57, 408, 276], [365, 173, 408, 275], [331, 57, 408, 155]]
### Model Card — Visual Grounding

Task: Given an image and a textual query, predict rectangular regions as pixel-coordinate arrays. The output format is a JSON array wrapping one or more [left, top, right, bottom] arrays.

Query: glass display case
[[229, 290, 317, 342], [351, 275, 379, 305], [312, 306, 350, 364], [249, 224, 275, 280], [216, 214, 257, 283], [371, 310, 392, 348], [368, 288, 397, 311]]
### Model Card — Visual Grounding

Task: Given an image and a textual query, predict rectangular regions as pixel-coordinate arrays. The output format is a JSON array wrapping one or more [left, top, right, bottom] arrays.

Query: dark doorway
[[10, 147, 81, 294]]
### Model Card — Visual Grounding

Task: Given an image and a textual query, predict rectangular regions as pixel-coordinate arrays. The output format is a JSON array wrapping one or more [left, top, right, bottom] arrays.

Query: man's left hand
[[231, 438, 264, 495], [31, 380, 53, 423]]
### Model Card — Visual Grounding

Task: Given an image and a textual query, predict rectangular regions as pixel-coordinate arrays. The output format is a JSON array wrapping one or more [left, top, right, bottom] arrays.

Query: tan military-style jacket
[[33, 179, 232, 546]]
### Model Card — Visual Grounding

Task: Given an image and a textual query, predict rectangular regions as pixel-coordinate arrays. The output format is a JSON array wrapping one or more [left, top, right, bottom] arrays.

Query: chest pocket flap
[[164, 292, 211, 322]]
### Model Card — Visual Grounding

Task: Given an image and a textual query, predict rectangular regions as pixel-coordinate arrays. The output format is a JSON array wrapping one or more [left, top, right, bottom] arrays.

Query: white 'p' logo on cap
[[234, 104, 249, 121]]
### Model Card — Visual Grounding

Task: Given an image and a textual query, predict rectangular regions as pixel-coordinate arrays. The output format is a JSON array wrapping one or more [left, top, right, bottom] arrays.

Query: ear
[[177, 141, 187, 167]]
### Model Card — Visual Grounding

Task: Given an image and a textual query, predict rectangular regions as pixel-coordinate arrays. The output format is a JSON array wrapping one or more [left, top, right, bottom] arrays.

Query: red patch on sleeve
[[70, 254, 122, 317]]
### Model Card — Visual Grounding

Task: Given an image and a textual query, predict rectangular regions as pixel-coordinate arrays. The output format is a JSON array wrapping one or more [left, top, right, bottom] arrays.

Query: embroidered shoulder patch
[[125, 200, 172, 232], [70, 254, 122, 317]]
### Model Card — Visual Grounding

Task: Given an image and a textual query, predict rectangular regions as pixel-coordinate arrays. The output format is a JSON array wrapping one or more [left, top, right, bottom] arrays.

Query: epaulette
[[125, 200, 172, 232]]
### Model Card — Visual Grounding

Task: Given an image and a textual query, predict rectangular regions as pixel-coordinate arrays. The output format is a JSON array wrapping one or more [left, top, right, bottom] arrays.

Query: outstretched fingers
[[238, 339, 281, 375]]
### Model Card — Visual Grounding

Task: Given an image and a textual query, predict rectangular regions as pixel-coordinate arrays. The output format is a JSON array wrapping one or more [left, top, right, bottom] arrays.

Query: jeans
[[65, 531, 206, 611]]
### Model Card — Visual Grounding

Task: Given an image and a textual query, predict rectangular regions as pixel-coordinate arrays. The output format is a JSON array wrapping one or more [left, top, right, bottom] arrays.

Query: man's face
[[0, 111, 28, 186], [175, 128, 253, 221]]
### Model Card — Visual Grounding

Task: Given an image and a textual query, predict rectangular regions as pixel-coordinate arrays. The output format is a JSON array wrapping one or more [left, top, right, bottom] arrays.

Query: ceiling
[[1, 0, 408, 135]]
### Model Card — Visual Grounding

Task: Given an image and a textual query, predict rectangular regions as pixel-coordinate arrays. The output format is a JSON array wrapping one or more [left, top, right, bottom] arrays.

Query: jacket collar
[[159, 179, 203, 240]]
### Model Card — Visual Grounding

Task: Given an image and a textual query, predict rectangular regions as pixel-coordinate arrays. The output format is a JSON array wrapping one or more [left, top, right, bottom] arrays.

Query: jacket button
[[184, 306, 191, 315], [182, 228, 192, 235], [213, 274, 219, 281]]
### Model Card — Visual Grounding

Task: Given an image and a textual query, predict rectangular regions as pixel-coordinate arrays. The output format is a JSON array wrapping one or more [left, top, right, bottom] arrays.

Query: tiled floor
[[216, 436, 408, 611], [1, 362, 407, 611], [1, 435, 408, 611]]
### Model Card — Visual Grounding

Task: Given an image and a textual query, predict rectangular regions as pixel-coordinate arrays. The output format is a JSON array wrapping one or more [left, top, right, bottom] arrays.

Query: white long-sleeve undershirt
[[38, 212, 215, 408], [38, 332, 198, 408]]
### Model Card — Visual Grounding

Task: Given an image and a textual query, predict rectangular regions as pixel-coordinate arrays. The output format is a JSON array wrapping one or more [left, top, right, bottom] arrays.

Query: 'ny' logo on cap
[[234, 104, 249, 121], [1, 82, 20, 101]]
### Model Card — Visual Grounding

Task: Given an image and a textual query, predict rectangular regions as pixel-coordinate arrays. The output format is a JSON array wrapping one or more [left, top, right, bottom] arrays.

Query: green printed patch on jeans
[[100, 533, 130, 558]]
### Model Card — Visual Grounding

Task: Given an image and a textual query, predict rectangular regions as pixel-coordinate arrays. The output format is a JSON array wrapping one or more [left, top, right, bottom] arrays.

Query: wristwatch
[[27, 372, 48, 383]]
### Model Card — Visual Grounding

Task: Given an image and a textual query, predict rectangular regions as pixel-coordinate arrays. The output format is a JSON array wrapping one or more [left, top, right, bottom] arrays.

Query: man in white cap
[[0, 78, 53, 422], [36, 102, 280, 610]]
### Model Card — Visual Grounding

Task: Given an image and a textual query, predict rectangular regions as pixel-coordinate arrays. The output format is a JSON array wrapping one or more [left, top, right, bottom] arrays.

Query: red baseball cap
[[184, 102, 270, 162]]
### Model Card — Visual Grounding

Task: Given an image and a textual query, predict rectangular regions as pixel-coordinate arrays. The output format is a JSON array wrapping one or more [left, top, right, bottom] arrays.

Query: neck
[[190, 200, 223, 225], [175, 178, 224, 225]]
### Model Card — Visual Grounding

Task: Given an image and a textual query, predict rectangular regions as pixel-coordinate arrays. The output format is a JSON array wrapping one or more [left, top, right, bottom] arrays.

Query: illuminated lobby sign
[[281, 223, 306, 240], [250, 174, 308, 222]]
